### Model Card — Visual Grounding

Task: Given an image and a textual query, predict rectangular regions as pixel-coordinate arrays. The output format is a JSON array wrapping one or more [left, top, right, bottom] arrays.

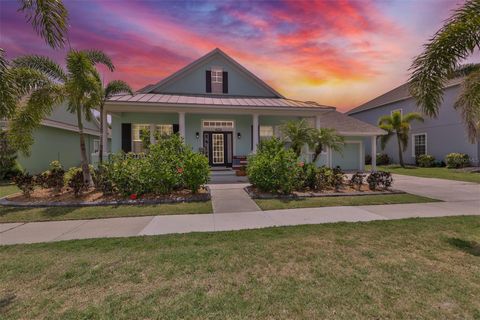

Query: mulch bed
[[0, 186, 211, 207], [245, 185, 405, 199]]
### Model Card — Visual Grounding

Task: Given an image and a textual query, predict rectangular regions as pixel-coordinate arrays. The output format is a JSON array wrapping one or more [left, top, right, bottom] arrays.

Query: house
[[104, 48, 384, 171], [1, 104, 104, 173], [347, 78, 480, 165]]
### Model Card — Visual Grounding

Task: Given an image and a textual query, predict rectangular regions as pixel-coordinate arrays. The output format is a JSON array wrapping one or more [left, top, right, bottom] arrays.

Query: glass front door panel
[[212, 133, 225, 164]]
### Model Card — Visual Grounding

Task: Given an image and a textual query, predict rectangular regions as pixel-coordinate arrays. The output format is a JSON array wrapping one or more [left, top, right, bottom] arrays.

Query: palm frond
[[17, 0, 69, 49], [13, 55, 67, 82], [379, 132, 393, 150], [449, 63, 480, 78], [9, 84, 65, 154], [9, 67, 54, 97], [378, 115, 393, 125], [105, 80, 133, 99], [455, 69, 480, 143], [409, 0, 480, 117], [0, 49, 18, 119], [402, 112, 424, 124], [83, 49, 115, 72]]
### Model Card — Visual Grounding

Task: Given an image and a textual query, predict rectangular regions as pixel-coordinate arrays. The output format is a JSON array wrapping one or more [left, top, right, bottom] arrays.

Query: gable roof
[[322, 111, 386, 136], [140, 48, 285, 98], [347, 77, 463, 115]]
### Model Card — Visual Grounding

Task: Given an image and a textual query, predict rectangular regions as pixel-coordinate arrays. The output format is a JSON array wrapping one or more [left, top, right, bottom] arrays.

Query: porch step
[[210, 169, 236, 176]]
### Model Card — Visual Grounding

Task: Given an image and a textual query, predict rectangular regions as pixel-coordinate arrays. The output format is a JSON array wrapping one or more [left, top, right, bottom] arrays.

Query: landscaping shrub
[[94, 166, 115, 196], [367, 171, 393, 191], [181, 151, 209, 193], [66, 168, 86, 197], [330, 167, 345, 192], [0, 131, 21, 180], [349, 172, 365, 191], [102, 134, 209, 196], [365, 154, 372, 165], [316, 166, 332, 191], [13, 172, 35, 197], [297, 162, 318, 190], [445, 153, 470, 169], [39, 161, 65, 193], [416, 154, 436, 167], [376, 153, 390, 165], [247, 138, 301, 194]]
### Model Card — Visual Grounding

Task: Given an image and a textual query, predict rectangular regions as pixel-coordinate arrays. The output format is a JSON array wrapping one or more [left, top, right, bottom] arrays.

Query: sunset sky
[[1, 0, 478, 111]]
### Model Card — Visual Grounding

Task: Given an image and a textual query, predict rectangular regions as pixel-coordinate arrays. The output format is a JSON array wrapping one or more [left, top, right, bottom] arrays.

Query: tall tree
[[280, 119, 314, 157], [409, 0, 480, 142], [98, 80, 133, 163], [378, 111, 424, 168], [11, 50, 114, 186], [309, 128, 345, 162]]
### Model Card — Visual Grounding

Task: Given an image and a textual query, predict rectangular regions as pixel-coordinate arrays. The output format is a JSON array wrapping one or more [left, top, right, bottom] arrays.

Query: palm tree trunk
[[99, 102, 104, 164], [76, 107, 94, 187], [397, 133, 405, 168]]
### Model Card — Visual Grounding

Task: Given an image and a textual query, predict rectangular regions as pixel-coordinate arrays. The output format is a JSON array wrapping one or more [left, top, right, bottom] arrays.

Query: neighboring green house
[[8, 104, 104, 174], [105, 48, 384, 171]]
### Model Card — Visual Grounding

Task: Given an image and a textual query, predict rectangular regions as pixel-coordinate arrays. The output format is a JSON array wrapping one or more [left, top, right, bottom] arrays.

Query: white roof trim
[[42, 119, 101, 136], [143, 48, 285, 98]]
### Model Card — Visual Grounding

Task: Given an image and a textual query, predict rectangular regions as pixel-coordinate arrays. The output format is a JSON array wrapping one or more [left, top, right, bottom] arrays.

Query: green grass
[[0, 201, 212, 223], [0, 183, 19, 198], [0, 216, 479, 319], [371, 165, 480, 183], [255, 193, 438, 210]]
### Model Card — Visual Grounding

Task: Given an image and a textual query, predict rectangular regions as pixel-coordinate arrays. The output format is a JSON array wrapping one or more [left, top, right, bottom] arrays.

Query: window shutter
[[173, 124, 179, 134], [206, 71, 212, 93], [222, 71, 228, 93], [121, 123, 132, 153]]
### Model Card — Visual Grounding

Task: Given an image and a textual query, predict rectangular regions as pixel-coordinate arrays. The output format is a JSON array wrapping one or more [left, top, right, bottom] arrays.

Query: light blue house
[[347, 78, 480, 165], [104, 48, 384, 171]]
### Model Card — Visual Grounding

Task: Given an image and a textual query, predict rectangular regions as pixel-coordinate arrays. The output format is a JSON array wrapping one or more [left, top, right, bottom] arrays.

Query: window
[[156, 124, 173, 136], [93, 139, 100, 154], [391, 108, 403, 118], [413, 133, 427, 157], [211, 68, 223, 94], [260, 126, 274, 140], [132, 124, 150, 141], [202, 120, 234, 129]]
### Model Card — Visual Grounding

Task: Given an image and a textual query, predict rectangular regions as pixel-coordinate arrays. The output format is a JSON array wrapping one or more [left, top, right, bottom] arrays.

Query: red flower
[[298, 162, 304, 167], [130, 194, 137, 200], [177, 167, 184, 174]]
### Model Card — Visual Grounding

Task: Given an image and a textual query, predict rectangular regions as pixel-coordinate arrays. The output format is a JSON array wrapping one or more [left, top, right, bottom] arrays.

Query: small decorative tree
[[0, 131, 20, 180]]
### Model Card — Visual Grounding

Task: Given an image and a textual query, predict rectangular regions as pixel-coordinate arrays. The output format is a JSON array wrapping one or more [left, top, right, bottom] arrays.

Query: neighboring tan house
[[104, 48, 384, 171], [2, 104, 105, 173], [347, 78, 480, 166]]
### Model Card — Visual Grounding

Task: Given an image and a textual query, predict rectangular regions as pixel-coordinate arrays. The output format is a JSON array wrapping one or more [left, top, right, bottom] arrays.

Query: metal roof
[[347, 77, 463, 115], [107, 93, 335, 110]]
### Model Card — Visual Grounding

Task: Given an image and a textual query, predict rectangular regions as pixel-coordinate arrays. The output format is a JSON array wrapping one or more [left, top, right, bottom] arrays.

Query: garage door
[[332, 142, 361, 171]]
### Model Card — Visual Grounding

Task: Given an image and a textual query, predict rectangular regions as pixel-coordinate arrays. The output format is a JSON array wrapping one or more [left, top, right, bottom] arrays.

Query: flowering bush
[[13, 172, 35, 197], [65, 167, 86, 197], [38, 160, 65, 193], [349, 172, 365, 191], [367, 171, 393, 191], [416, 154, 435, 167], [445, 153, 470, 169]]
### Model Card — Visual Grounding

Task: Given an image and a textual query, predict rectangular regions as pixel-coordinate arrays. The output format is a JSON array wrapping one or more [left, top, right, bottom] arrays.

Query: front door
[[203, 131, 233, 166]]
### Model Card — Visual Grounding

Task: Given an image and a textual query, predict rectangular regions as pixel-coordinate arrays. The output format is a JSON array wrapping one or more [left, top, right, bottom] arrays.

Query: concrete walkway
[[1, 175, 479, 245], [209, 183, 260, 213]]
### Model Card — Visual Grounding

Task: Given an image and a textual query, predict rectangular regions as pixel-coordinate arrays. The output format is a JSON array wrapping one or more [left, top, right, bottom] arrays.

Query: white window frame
[[93, 139, 100, 154], [391, 108, 403, 117], [202, 120, 234, 129], [211, 68, 223, 84], [259, 125, 274, 140], [132, 124, 150, 142], [412, 133, 427, 158], [156, 124, 173, 136]]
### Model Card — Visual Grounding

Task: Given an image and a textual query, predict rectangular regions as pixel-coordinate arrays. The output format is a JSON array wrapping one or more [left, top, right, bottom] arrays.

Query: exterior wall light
[[196, 132, 200, 139], [237, 132, 241, 139]]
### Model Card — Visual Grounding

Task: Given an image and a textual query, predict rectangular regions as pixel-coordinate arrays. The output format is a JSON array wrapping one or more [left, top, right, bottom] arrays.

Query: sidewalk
[[1, 174, 479, 245]]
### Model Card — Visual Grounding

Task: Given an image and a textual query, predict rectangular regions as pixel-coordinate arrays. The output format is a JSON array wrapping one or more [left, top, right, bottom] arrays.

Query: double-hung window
[[259, 126, 274, 141], [413, 133, 427, 157], [211, 68, 223, 94]]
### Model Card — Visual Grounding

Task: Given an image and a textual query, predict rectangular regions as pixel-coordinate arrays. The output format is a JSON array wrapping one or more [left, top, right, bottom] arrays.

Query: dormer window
[[206, 68, 228, 94]]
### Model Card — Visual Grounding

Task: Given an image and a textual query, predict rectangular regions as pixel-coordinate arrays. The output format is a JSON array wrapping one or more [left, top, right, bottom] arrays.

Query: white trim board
[[411, 132, 428, 158]]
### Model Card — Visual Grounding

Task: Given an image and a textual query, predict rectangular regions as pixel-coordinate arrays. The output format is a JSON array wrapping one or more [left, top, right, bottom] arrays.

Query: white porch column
[[101, 108, 108, 157], [315, 114, 321, 129], [178, 112, 186, 139], [371, 135, 377, 171], [252, 113, 259, 153], [149, 123, 156, 145]]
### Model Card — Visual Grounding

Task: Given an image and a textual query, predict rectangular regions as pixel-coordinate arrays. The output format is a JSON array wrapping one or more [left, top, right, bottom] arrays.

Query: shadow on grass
[[447, 237, 480, 256], [0, 293, 16, 311], [43, 206, 80, 217], [0, 206, 36, 216]]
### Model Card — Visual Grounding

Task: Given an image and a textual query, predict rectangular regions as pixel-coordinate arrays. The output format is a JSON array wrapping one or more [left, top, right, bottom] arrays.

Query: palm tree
[[17, 0, 69, 49], [309, 128, 345, 162], [11, 50, 115, 186], [378, 111, 424, 168], [280, 119, 314, 157], [98, 81, 133, 163], [409, 0, 480, 143]]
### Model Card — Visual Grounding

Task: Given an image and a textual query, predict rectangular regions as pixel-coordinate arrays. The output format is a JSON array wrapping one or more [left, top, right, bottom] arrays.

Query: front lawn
[[371, 165, 480, 183], [0, 201, 212, 223], [1, 216, 479, 319], [255, 193, 437, 211], [0, 183, 19, 198]]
